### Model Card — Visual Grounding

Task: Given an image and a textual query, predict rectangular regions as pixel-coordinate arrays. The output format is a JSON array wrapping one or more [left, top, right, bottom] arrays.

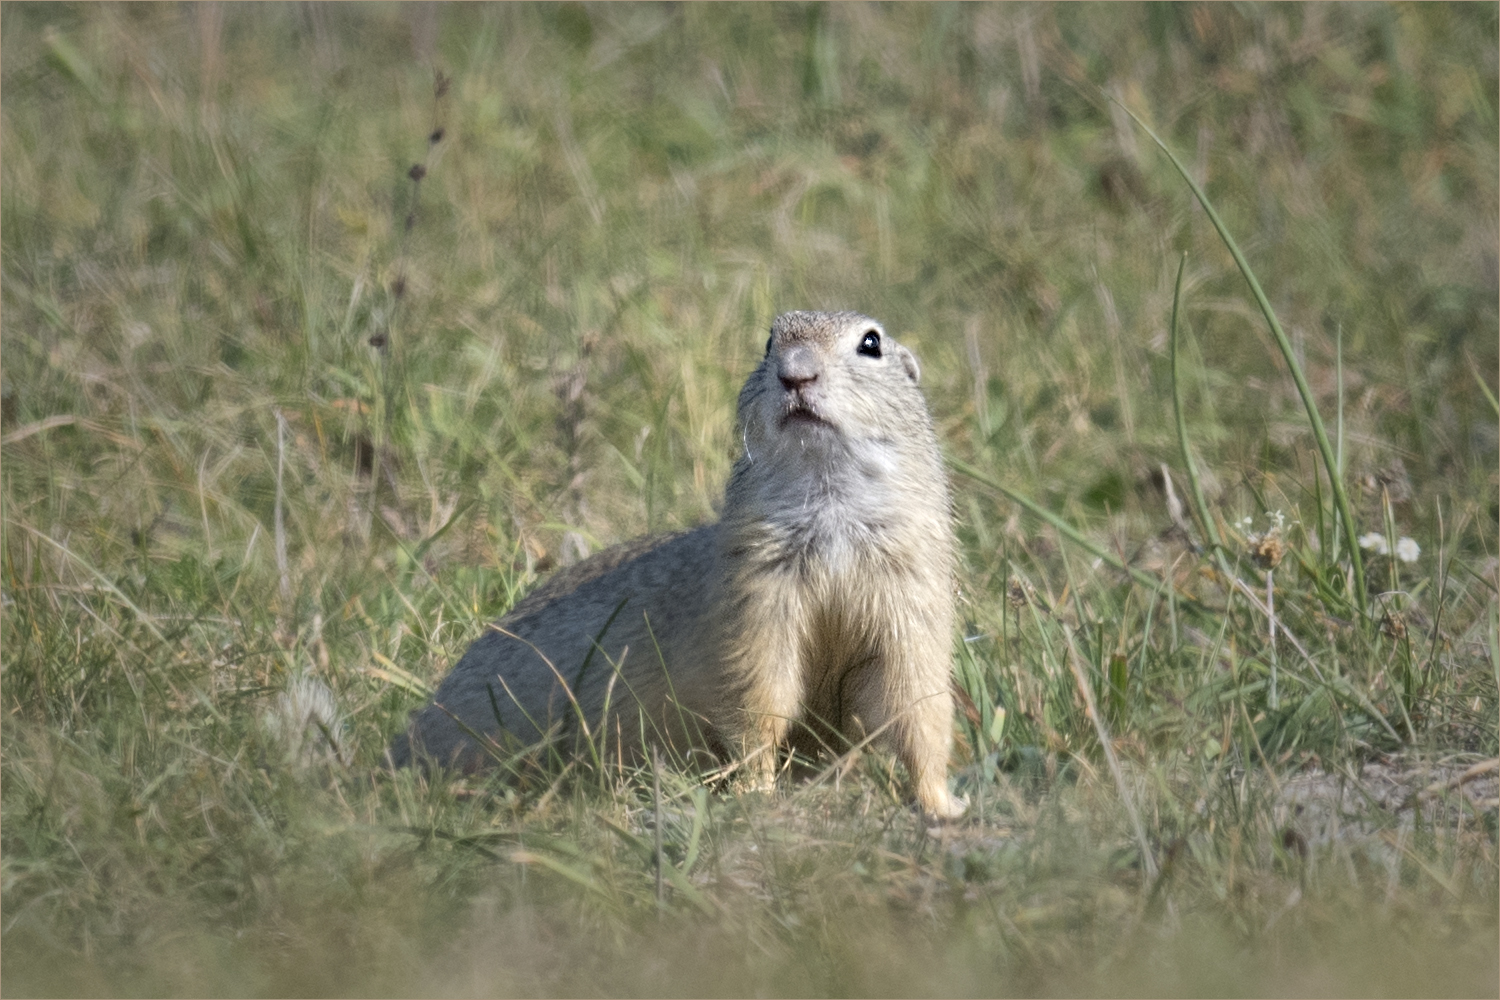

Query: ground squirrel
[[389, 311, 964, 820]]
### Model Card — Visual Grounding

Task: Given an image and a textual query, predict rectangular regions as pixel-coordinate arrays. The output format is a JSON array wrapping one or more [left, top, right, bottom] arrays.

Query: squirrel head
[[737, 311, 928, 454]]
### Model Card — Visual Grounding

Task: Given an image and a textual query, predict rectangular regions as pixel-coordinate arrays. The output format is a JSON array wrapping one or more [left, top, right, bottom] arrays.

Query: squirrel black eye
[[857, 330, 882, 358]]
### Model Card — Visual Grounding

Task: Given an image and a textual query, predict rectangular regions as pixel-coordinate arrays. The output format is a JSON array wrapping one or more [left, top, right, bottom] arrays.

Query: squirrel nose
[[778, 346, 819, 391]]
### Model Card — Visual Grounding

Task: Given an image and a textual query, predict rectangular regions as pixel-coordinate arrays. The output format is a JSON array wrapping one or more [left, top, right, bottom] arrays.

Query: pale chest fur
[[724, 432, 951, 586]]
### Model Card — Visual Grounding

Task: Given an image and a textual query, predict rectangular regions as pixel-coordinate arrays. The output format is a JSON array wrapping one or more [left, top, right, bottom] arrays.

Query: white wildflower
[[1357, 532, 1389, 555], [1394, 537, 1420, 563]]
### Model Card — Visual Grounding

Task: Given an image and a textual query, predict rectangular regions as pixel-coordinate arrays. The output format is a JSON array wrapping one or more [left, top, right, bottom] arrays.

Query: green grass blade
[[1115, 100, 1369, 618], [13, 522, 167, 644], [1168, 252, 1224, 555], [950, 456, 1178, 599], [1471, 357, 1500, 417]]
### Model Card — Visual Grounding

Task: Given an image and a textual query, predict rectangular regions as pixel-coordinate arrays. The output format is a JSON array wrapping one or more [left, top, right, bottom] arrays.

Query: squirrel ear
[[897, 344, 920, 383]]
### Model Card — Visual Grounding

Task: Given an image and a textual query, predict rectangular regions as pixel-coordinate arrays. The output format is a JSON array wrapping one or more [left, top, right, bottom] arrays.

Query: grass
[[3, 3, 1497, 996]]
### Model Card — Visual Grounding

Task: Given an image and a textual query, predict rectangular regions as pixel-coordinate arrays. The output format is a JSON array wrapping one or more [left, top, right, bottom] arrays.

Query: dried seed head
[[367, 333, 387, 349], [1007, 579, 1028, 609], [1251, 532, 1284, 571], [408, 163, 427, 182], [429, 127, 445, 144], [1379, 611, 1407, 641], [434, 71, 451, 98], [392, 275, 407, 299], [266, 674, 345, 767]]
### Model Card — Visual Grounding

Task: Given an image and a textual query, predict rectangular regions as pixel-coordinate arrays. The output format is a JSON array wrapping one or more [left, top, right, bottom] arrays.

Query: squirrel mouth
[[781, 401, 828, 428]]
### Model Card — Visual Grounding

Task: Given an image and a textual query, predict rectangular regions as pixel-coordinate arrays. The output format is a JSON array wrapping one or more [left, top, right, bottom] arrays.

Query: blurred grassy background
[[2, 3, 1497, 996]]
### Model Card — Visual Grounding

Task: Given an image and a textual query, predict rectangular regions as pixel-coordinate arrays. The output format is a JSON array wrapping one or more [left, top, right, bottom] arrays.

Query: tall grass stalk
[[1168, 252, 1226, 562], [1116, 101, 1370, 618]]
